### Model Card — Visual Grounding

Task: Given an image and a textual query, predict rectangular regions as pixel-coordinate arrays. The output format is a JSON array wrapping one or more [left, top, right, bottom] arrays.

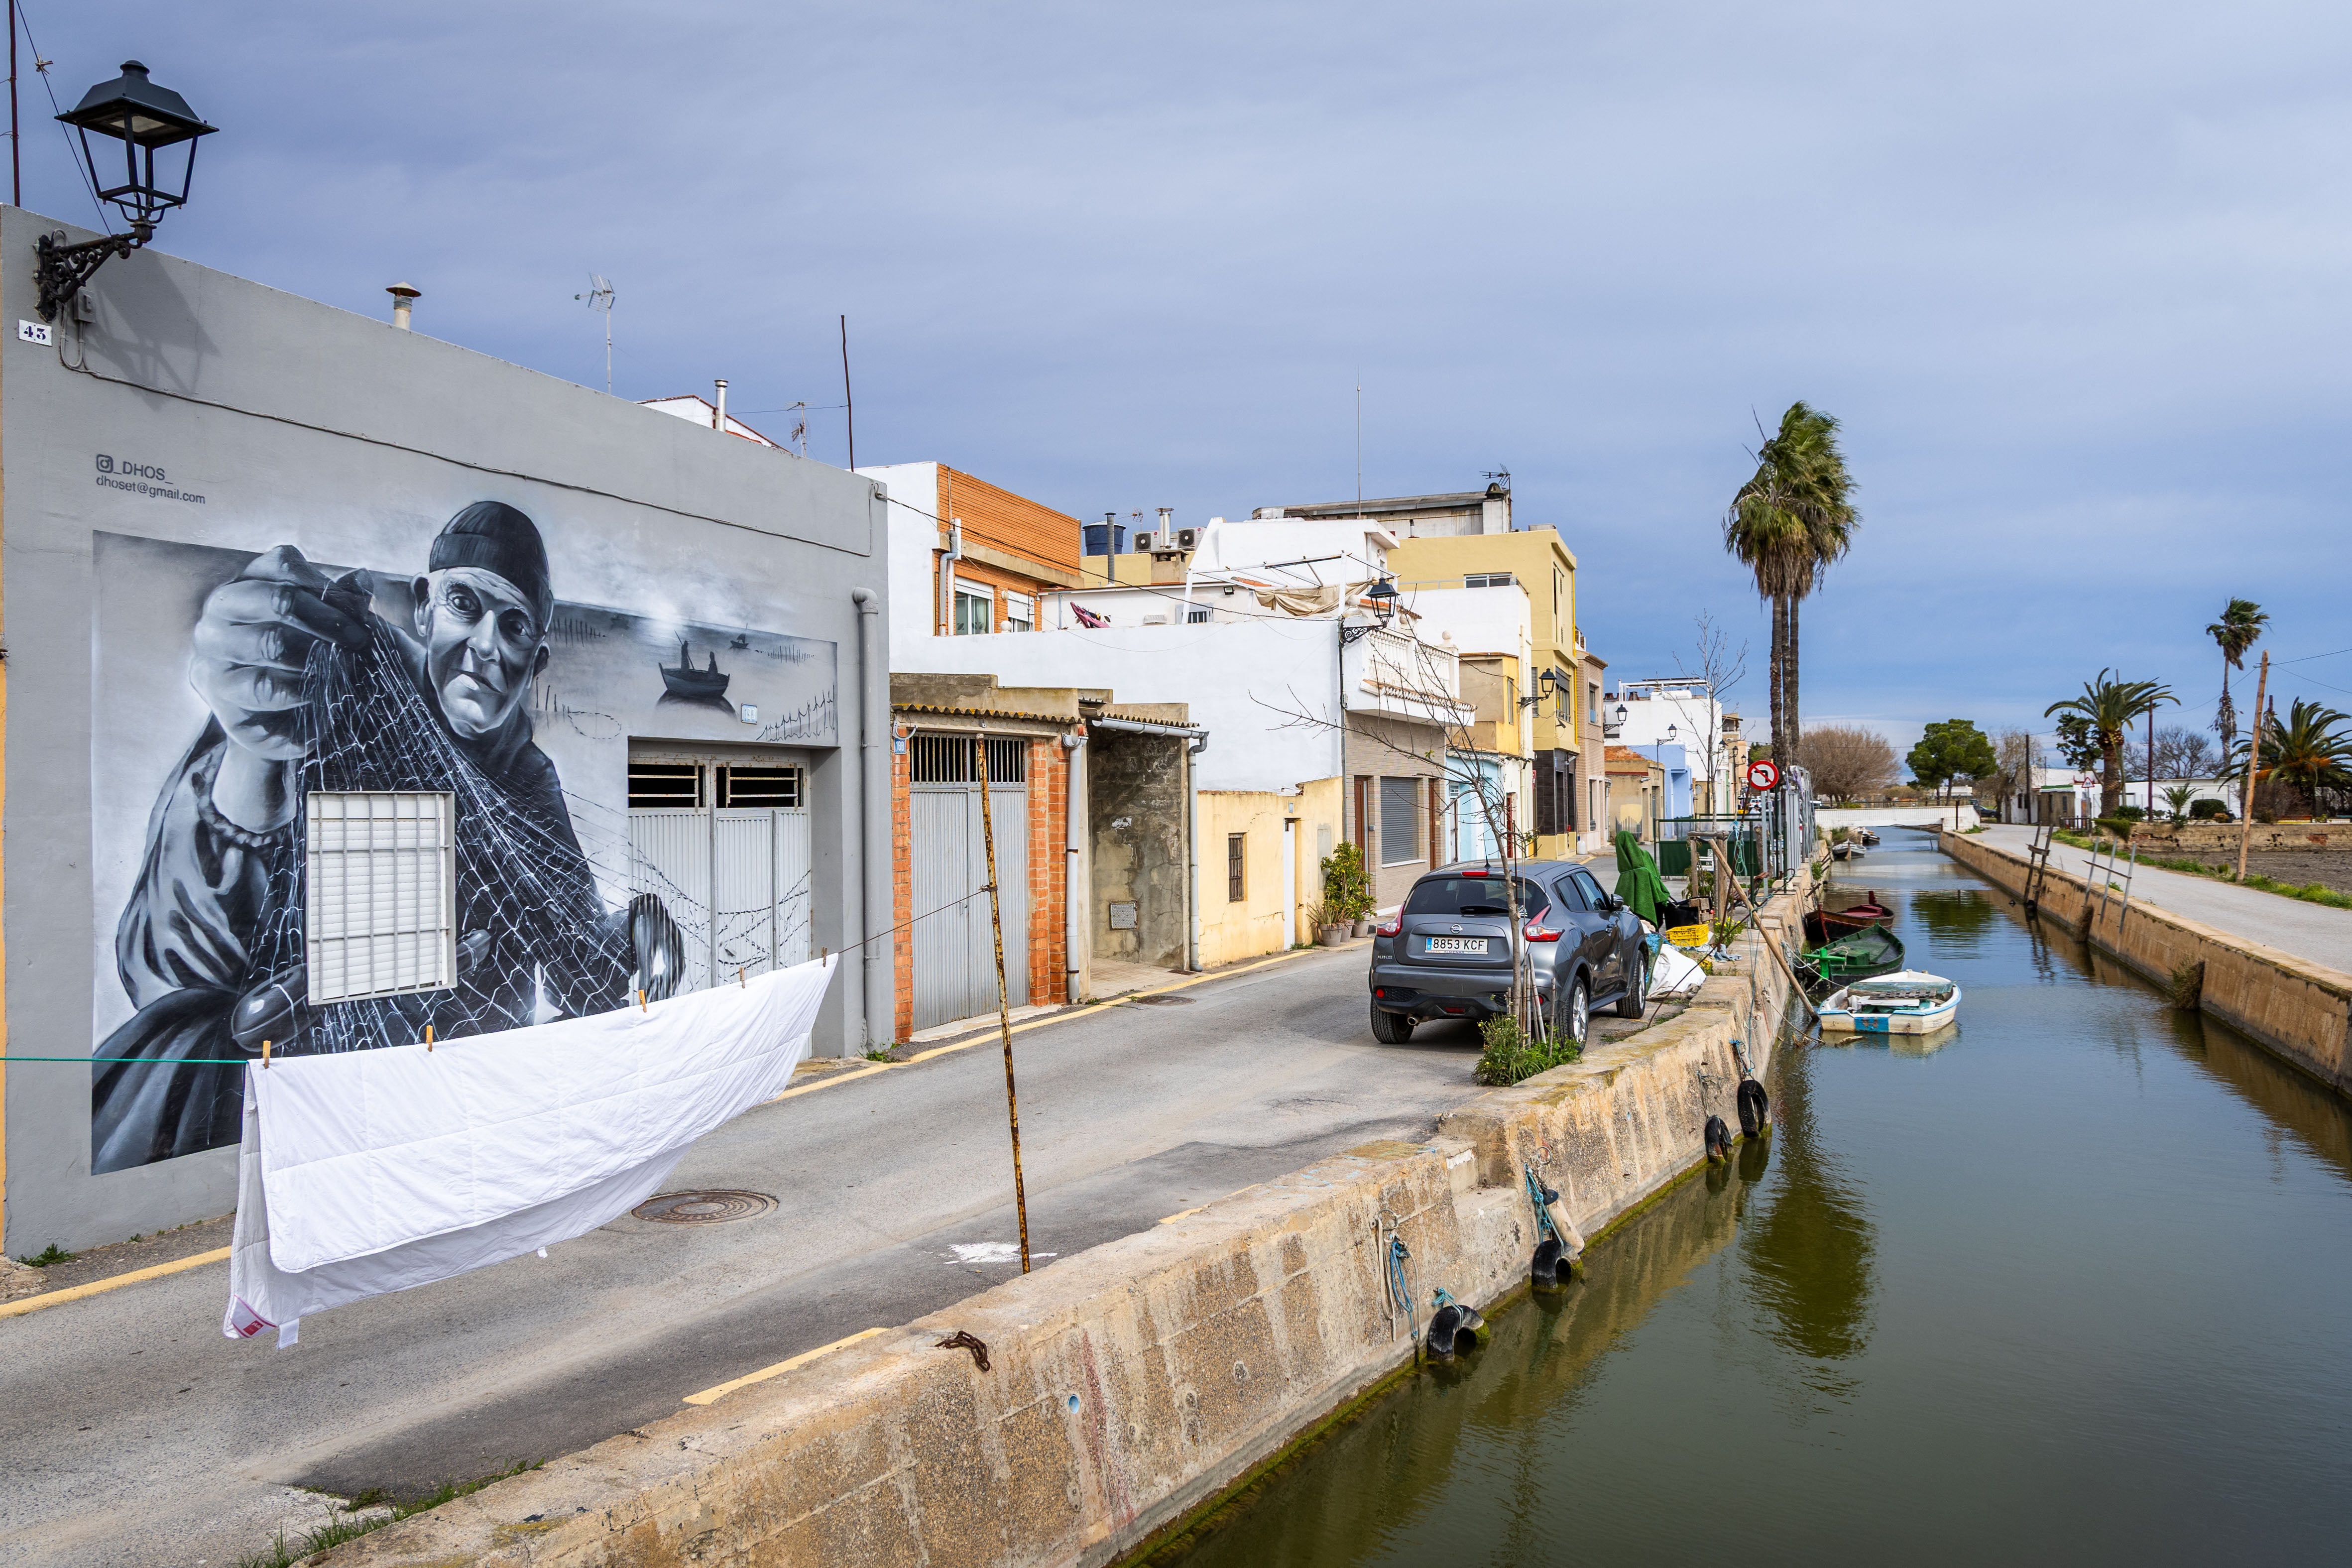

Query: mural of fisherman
[[93, 501, 678, 1174]]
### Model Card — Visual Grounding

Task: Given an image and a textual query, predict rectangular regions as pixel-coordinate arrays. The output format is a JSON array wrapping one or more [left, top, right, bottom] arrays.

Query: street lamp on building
[[37, 61, 217, 321], [1340, 577, 1399, 645]]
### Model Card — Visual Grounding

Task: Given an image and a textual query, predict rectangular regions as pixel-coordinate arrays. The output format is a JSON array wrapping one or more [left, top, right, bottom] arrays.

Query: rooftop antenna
[[784, 400, 809, 458], [575, 273, 615, 393], [1355, 367, 1363, 514]]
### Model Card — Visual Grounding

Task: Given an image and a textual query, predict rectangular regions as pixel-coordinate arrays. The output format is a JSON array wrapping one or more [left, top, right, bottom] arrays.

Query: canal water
[[1166, 842, 2352, 1565]]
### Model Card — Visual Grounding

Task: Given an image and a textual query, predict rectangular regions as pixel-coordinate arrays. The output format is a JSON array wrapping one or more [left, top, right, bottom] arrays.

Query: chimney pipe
[[713, 378, 728, 432], [386, 282, 420, 331]]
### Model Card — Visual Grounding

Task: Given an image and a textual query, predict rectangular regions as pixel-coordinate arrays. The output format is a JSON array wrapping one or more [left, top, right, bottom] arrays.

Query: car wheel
[[1369, 1003, 1415, 1044], [1557, 974, 1589, 1048], [1614, 950, 1646, 1018]]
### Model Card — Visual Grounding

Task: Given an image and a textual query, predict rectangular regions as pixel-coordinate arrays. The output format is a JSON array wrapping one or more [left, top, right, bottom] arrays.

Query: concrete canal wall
[[1941, 830, 2352, 1095], [320, 896, 1807, 1568]]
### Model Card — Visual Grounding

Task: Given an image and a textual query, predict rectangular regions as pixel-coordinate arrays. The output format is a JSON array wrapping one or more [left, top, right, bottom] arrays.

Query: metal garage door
[[627, 759, 812, 995], [910, 736, 1028, 1030]]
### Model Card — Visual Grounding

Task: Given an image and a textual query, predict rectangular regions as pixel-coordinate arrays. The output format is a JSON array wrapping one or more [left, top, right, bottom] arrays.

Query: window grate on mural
[[718, 765, 802, 807], [628, 761, 704, 808], [305, 791, 458, 1004], [910, 734, 1027, 784]]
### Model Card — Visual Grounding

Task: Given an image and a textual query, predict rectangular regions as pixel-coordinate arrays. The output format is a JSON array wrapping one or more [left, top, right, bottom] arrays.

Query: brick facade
[[889, 726, 1070, 1043]]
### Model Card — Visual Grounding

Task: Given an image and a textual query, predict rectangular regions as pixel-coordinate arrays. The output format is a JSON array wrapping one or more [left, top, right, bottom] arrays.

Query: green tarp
[[1614, 830, 1671, 926]]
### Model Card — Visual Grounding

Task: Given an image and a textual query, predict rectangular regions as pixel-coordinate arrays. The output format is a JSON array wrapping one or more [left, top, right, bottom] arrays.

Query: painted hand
[[189, 545, 370, 760]]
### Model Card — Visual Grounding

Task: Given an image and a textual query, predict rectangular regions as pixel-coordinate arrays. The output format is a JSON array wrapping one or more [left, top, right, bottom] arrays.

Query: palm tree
[[2232, 698, 2352, 819], [2045, 670, 2177, 819], [1725, 402, 1859, 764], [2205, 598, 2267, 756]]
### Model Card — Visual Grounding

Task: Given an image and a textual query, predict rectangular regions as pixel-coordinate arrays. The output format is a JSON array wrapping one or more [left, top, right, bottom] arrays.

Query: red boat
[[1806, 892, 1894, 946]]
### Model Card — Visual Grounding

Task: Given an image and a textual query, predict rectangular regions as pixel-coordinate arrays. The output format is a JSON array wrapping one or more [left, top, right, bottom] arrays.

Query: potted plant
[[1321, 844, 1373, 940], [1308, 902, 1350, 947]]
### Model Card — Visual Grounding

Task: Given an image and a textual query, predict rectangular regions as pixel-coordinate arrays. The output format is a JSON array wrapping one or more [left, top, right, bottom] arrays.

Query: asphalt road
[[0, 944, 1490, 1568]]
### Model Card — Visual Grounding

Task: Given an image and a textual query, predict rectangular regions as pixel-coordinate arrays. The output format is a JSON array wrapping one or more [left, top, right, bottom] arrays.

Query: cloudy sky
[[29, 1, 2351, 758]]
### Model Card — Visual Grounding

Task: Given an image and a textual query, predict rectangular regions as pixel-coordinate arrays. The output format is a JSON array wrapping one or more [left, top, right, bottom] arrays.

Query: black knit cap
[[428, 501, 553, 627]]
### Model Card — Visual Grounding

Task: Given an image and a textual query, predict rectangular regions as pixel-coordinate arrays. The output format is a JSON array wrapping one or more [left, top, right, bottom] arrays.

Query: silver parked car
[[1366, 860, 1646, 1045]]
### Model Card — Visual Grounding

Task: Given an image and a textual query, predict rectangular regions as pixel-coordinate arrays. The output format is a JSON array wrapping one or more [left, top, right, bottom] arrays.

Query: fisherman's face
[[413, 568, 548, 737]]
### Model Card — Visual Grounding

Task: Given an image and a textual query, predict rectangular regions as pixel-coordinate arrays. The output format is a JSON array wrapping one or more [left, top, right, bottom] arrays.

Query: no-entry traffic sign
[[1745, 759, 1781, 792]]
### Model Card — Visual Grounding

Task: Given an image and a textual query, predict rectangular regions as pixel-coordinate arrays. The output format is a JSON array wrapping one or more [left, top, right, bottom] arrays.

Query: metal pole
[[840, 315, 856, 471], [2235, 651, 2268, 882], [976, 735, 1033, 1273], [9, 0, 19, 208]]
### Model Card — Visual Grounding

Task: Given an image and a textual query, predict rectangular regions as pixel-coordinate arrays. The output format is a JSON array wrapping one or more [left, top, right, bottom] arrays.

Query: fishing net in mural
[[273, 574, 676, 1055], [93, 572, 686, 1173]]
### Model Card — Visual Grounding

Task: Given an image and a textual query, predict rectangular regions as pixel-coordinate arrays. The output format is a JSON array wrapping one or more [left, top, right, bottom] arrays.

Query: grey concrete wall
[[312, 894, 1805, 1568], [0, 206, 893, 1254], [1088, 731, 1186, 967]]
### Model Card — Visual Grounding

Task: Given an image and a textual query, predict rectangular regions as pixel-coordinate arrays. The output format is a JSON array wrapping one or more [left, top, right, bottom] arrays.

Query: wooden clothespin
[[637, 988, 647, 1012], [820, 947, 828, 962], [262, 1039, 272, 1070], [426, 1025, 435, 1053], [738, 966, 746, 988]]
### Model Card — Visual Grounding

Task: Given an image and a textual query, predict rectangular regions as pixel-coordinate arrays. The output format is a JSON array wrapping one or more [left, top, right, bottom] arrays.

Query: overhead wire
[[13, 1, 111, 230]]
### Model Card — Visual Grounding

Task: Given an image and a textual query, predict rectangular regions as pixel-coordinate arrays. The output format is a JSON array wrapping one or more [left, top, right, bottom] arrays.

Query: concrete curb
[[315, 896, 1806, 1568], [1942, 829, 2352, 1094]]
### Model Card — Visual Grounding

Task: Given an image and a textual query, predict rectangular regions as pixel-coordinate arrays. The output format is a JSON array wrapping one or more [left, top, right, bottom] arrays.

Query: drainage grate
[[633, 1190, 778, 1224], [1128, 994, 1194, 1006]]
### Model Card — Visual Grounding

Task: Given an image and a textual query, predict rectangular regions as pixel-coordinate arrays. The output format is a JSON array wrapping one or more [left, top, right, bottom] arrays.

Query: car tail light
[[1524, 922, 1564, 943], [1374, 914, 1402, 937], [1461, 869, 1489, 878]]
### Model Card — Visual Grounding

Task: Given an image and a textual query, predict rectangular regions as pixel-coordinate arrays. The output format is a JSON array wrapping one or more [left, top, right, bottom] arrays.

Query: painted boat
[[661, 640, 731, 700], [1808, 894, 1894, 943], [1830, 841, 1855, 861], [1817, 970, 1960, 1035], [1797, 923, 1905, 991], [1855, 829, 1881, 846]]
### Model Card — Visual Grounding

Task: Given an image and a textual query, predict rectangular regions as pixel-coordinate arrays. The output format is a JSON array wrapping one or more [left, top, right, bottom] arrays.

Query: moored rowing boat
[[1817, 969, 1960, 1035]]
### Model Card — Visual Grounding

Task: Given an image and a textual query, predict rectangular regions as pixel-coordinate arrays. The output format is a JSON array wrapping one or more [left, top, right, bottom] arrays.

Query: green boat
[[1797, 922, 1905, 991]]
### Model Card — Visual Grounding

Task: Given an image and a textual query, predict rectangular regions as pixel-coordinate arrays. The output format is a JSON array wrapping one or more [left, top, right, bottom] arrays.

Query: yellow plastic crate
[[1665, 923, 1711, 949]]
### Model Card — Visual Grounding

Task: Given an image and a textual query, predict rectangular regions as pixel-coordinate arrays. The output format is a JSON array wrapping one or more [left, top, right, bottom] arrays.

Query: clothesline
[[0, 879, 1001, 1065]]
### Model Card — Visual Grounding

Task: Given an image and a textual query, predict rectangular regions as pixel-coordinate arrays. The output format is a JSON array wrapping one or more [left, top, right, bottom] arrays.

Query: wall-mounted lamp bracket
[[36, 227, 145, 322]]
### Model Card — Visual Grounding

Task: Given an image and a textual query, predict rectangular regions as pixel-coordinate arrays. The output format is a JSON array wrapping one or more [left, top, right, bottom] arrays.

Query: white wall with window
[[1003, 591, 1035, 632], [952, 579, 994, 636]]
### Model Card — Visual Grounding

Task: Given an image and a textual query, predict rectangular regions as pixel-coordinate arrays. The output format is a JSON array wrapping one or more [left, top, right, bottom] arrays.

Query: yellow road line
[[682, 1325, 890, 1406], [0, 1246, 231, 1320], [1157, 1206, 1206, 1225]]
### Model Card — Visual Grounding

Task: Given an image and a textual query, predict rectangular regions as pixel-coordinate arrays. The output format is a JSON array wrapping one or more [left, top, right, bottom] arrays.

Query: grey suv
[[1367, 860, 1646, 1046]]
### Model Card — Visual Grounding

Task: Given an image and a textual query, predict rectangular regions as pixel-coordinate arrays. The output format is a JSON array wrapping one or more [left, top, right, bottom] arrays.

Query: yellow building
[[1386, 523, 1586, 860], [1195, 780, 1347, 965]]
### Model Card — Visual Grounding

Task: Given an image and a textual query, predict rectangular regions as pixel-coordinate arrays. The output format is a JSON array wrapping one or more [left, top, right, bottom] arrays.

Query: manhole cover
[[632, 1190, 778, 1224], [1130, 994, 1194, 1006]]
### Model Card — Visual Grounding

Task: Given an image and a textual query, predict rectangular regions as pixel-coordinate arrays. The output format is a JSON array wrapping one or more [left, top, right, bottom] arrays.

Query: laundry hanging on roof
[[223, 956, 835, 1346]]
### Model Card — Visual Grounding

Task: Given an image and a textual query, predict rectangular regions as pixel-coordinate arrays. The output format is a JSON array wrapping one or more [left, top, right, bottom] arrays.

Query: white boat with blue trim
[[1818, 970, 1960, 1035]]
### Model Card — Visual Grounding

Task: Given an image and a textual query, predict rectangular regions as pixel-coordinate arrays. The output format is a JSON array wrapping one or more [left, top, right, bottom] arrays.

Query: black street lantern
[[1340, 577, 1401, 646], [37, 61, 218, 321]]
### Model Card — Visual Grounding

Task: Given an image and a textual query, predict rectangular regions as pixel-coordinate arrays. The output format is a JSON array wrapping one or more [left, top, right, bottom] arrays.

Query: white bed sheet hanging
[[224, 955, 834, 1342]]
